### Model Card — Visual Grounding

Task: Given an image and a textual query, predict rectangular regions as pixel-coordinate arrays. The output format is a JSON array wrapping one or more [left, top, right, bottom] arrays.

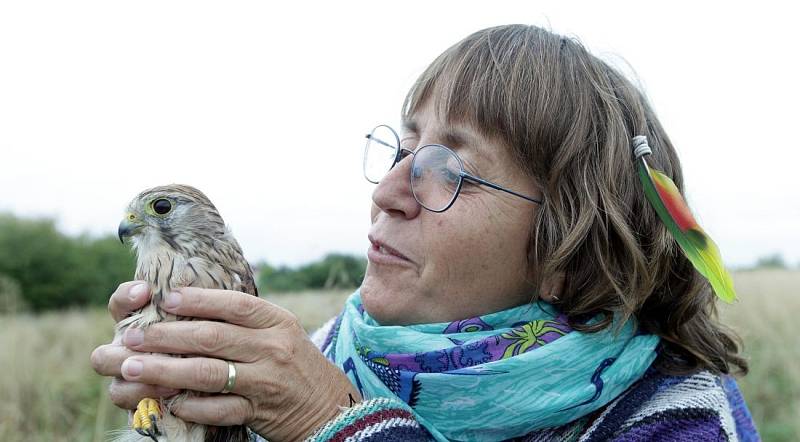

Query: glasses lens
[[411, 145, 462, 211], [364, 125, 399, 183]]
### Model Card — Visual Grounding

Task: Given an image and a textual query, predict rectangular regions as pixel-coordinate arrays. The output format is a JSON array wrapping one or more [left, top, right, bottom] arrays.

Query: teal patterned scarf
[[322, 290, 660, 441]]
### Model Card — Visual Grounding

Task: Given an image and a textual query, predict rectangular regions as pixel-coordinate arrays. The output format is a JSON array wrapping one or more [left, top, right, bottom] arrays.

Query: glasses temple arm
[[365, 134, 398, 150], [462, 173, 542, 204]]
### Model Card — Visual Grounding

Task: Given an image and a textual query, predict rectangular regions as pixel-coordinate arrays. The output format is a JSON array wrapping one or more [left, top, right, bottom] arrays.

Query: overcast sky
[[1, 1, 797, 268]]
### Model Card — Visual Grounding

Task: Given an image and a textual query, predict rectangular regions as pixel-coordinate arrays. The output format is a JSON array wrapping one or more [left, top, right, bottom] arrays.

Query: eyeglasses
[[364, 124, 542, 212]]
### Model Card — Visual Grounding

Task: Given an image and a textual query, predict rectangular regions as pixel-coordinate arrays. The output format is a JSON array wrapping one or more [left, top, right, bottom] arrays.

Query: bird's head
[[118, 184, 227, 252]]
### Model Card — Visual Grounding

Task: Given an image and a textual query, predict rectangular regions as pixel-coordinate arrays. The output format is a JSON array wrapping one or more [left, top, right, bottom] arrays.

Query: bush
[[754, 253, 787, 270], [0, 213, 135, 311], [257, 253, 367, 293]]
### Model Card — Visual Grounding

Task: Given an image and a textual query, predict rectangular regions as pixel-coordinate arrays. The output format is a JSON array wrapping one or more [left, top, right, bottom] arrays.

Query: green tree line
[[255, 254, 367, 293], [0, 213, 366, 313]]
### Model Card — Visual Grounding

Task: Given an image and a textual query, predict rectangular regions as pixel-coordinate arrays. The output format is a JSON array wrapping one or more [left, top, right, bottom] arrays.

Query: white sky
[[0, 1, 798, 268]]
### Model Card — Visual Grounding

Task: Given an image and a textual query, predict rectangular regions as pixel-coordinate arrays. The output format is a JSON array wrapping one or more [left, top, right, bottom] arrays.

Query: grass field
[[0, 273, 797, 441]]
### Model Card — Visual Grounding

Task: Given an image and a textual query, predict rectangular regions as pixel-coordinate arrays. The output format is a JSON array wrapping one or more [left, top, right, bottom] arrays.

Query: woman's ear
[[539, 271, 565, 303]]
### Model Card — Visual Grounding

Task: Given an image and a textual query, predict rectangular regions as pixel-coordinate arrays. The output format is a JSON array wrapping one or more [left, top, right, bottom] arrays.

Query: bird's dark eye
[[152, 198, 172, 215]]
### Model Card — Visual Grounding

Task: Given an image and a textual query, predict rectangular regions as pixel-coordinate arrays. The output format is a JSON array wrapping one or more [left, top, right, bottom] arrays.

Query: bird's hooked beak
[[118, 213, 143, 243]]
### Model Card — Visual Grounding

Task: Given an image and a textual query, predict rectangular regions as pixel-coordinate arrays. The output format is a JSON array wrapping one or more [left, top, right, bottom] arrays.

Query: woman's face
[[360, 100, 543, 325]]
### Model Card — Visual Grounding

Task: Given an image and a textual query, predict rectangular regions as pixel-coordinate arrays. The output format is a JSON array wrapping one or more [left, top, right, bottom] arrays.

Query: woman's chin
[[360, 275, 412, 326]]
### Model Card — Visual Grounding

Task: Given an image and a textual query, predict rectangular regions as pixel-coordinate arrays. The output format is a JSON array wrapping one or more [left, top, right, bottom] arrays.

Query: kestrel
[[115, 184, 257, 442]]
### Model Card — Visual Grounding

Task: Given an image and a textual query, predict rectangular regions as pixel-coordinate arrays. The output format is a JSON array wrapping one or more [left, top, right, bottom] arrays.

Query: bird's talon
[[132, 398, 162, 440]]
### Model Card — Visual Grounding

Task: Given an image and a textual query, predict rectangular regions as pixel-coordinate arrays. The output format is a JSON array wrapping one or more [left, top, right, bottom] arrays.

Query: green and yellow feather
[[632, 136, 736, 303]]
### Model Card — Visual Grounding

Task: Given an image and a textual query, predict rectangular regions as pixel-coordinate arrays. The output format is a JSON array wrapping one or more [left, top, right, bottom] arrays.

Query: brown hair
[[403, 24, 747, 376]]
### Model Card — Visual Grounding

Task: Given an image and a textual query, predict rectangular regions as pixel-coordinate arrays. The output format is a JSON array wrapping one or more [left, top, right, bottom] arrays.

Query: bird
[[114, 184, 257, 442]]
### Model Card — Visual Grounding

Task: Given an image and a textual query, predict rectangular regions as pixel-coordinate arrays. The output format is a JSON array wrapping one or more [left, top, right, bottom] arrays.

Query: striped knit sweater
[[249, 317, 760, 442]]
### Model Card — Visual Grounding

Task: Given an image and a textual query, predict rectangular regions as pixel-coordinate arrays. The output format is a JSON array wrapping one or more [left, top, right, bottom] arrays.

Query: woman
[[92, 24, 759, 441]]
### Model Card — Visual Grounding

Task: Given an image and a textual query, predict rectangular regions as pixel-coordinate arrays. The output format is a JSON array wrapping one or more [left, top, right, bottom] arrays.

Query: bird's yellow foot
[[133, 397, 161, 441]]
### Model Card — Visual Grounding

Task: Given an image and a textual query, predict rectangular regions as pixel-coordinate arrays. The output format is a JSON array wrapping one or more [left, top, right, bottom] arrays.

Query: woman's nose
[[371, 155, 422, 220]]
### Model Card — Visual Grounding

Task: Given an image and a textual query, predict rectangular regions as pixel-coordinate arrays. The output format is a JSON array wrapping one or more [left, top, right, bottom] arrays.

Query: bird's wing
[[239, 262, 258, 297], [181, 256, 257, 297]]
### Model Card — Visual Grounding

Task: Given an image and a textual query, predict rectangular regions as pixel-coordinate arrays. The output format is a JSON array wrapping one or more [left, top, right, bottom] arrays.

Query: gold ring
[[220, 360, 237, 394]]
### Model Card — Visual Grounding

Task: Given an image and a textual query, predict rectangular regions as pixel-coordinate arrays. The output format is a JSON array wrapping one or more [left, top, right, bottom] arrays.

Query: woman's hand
[[91, 282, 182, 409], [91, 281, 362, 442]]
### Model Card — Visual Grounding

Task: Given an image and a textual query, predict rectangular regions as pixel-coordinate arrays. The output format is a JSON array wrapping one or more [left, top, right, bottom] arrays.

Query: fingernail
[[123, 328, 144, 347], [122, 358, 143, 378], [163, 291, 181, 310], [129, 283, 148, 302]]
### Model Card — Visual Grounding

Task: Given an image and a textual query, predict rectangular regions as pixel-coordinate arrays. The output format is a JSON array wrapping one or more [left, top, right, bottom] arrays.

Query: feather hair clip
[[632, 135, 736, 303]]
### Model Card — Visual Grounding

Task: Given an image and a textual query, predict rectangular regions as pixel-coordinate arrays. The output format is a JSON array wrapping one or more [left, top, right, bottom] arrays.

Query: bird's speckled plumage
[[114, 184, 257, 442]]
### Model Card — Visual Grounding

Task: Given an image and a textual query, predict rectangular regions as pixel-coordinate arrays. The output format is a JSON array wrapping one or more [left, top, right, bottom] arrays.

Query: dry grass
[[0, 274, 796, 441], [0, 308, 125, 442], [0, 290, 351, 442], [266, 289, 352, 332], [721, 270, 800, 441]]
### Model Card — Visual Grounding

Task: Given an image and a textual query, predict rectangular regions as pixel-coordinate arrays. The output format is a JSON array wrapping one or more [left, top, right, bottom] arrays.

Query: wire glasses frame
[[363, 124, 543, 212]]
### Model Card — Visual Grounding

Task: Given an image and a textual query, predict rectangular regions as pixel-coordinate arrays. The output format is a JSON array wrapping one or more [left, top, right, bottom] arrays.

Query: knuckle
[[193, 325, 226, 354], [229, 293, 261, 323], [271, 339, 296, 364], [284, 313, 302, 331], [208, 405, 230, 423], [253, 374, 280, 397], [145, 324, 164, 346], [196, 358, 222, 391], [274, 305, 302, 331], [231, 402, 252, 425], [242, 400, 256, 423]]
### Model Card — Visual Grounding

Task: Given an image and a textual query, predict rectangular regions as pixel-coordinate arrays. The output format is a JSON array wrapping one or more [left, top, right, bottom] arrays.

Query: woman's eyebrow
[[439, 128, 471, 150], [440, 127, 493, 164], [401, 118, 472, 149], [401, 118, 490, 162], [401, 118, 418, 134]]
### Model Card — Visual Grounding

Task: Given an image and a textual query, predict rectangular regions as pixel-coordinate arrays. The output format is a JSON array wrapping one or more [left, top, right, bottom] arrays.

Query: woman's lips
[[367, 235, 413, 266]]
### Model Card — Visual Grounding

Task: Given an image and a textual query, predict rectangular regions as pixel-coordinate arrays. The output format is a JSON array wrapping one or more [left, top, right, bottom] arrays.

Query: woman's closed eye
[[412, 164, 424, 179], [440, 167, 461, 184], [400, 135, 418, 150]]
